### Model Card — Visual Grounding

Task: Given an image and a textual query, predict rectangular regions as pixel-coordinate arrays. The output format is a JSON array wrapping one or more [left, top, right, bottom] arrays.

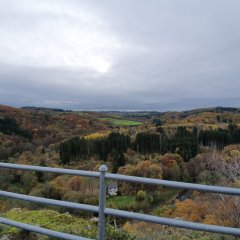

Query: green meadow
[[99, 117, 143, 126]]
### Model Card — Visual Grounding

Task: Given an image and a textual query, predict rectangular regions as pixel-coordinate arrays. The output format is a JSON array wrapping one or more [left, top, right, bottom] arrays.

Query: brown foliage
[[118, 160, 162, 195], [173, 199, 207, 222], [67, 176, 84, 191]]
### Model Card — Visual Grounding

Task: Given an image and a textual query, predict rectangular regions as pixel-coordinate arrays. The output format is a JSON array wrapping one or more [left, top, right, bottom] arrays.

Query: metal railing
[[0, 162, 240, 239]]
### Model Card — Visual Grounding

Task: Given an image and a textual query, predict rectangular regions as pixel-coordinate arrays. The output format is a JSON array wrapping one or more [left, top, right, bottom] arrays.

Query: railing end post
[[99, 165, 108, 172], [98, 164, 108, 240]]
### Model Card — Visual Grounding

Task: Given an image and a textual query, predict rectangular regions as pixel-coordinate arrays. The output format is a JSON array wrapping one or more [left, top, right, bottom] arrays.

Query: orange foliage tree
[[172, 199, 207, 222]]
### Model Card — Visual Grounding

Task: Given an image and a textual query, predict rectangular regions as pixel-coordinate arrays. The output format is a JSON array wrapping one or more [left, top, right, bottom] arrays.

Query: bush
[[136, 190, 147, 201]]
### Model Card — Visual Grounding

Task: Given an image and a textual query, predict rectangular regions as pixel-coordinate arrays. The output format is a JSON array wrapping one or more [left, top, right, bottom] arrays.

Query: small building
[[107, 183, 118, 196]]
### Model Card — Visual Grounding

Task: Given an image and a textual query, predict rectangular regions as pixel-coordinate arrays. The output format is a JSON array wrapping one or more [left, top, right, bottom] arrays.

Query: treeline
[[136, 124, 240, 160], [60, 127, 198, 164], [136, 124, 240, 158], [0, 117, 33, 140], [164, 127, 198, 161], [199, 123, 240, 149], [60, 124, 240, 165], [59, 132, 130, 171], [135, 127, 198, 161]]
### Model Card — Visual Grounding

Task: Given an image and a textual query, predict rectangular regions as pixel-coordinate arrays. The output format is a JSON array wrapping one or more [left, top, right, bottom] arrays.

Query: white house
[[107, 183, 118, 196]]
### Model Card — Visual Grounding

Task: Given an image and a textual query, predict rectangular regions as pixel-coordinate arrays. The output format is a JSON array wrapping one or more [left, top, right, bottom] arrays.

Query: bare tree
[[207, 151, 240, 182], [202, 152, 240, 228]]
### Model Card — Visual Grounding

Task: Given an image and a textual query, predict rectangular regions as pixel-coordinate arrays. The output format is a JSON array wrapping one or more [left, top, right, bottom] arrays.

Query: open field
[[107, 195, 137, 209], [99, 117, 143, 126]]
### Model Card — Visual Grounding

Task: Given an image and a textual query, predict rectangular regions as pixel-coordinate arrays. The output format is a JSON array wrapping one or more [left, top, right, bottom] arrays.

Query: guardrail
[[0, 162, 240, 239]]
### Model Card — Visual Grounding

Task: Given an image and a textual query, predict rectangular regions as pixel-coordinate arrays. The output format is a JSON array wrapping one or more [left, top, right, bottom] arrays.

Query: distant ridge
[[96, 106, 240, 114], [181, 106, 240, 114], [21, 106, 72, 112], [1, 104, 239, 114]]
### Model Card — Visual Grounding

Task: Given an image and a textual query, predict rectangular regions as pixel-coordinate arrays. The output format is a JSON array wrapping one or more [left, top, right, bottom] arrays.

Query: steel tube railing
[[0, 162, 99, 177], [0, 162, 239, 195], [0, 190, 99, 213], [106, 173, 240, 195], [0, 217, 91, 240], [98, 165, 108, 240], [1, 190, 240, 237], [0, 162, 240, 239], [105, 208, 240, 236]]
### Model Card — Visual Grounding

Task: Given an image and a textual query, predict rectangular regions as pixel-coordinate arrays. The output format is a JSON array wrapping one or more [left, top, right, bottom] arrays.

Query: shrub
[[136, 190, 147, 201]]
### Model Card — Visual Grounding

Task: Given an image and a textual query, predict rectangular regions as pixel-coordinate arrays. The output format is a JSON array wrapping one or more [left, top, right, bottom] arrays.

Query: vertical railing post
[[98, 165, 108, 240]]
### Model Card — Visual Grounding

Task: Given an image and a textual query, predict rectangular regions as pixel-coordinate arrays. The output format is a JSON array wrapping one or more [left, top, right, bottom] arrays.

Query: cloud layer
[[0, 0, 240, 110]]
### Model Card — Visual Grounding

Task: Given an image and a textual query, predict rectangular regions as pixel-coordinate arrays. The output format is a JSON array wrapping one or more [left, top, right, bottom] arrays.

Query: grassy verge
[[0, 209, 134, 240]]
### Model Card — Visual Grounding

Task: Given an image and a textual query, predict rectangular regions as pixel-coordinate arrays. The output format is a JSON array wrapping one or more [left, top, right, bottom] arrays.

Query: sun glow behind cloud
[[0, 0, 118, 73], [87, 56, 111, 73]]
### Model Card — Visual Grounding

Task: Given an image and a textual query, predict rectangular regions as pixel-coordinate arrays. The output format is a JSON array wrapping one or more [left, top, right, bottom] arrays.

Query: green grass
[[1, 209, 97, 239], [99, 117, 143, 126], [74, 112, 91, 116], [155, 189, 181, 203], [107, 195, 137, 209], [0, 209, 134, 239]]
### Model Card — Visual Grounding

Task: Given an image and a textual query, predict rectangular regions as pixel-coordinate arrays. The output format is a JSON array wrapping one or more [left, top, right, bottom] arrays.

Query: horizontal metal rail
[[0, 217, 91, 240], [0, 162, 99, 177], [106, 173, 240, 195], [1, 190, 240, 236], [0, 162, 240, 195], [0, 190, 99, 213], [105, 208, 240, 236], [0, 162, 240, 239]]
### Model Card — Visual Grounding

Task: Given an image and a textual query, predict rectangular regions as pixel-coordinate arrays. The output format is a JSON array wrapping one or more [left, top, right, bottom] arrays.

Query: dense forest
[[59, 132, 130, 172], [59, 123, 240, 166], [0, 117, 33, 140]]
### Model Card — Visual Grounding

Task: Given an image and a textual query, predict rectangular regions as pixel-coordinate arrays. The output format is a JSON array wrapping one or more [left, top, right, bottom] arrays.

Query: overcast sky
[[0, 0, 240, 111]]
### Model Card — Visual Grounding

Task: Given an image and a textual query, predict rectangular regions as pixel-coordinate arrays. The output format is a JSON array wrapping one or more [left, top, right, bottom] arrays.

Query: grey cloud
[[0, 0, 240, 110]]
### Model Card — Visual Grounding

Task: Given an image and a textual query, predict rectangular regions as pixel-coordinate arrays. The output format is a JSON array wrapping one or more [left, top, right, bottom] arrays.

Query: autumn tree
[[118, 160, 163, 195], [161, 153, 187, 181], [67, 176, 84, 191], [173, 199, 207, 222], [203, 151, 240, 227]]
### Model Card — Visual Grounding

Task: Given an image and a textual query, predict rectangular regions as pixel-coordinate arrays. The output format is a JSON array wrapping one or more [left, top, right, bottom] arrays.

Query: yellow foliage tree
[[173, 199, 207, 222]]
